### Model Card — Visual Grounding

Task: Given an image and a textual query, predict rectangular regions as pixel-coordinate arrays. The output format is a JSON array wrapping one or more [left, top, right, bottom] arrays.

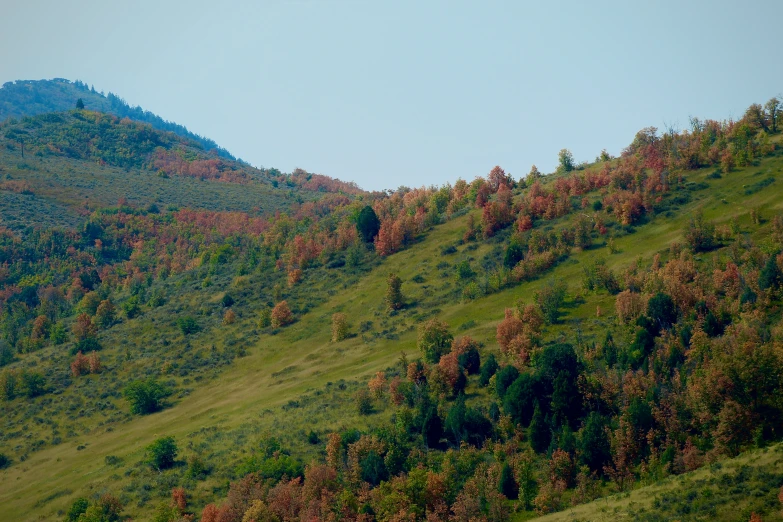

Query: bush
[[271, 301, 294, 328], [0, 453, 9, 469], [177, 316, 199, 335], [386, 273, 404, 310], [332, 313, 349, 342], [221, 293, 235, 307], [19, 370, 46, 398], [122, 296, 142, 319], [356, 388, 373, 415], [124, 378, 170, 414], [65, 498, 89, 522], [147, 436, 177, 470], [534, 279, 568, 324]]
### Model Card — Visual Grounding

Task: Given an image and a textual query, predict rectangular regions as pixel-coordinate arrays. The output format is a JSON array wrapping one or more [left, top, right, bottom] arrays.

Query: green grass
[[2, 148, 783, 519]]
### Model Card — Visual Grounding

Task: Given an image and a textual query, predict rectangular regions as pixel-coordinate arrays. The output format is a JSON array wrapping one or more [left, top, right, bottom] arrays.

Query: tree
[[66, 498, 89, 521], [356, 205, 380, 243], [498, 462, 518, 500], [417, 319, 453, 363], [124, 378, 170, 414], [177, 316, 199, 335], [73, 313, 96, 341], [77, 494, 123, 522], [147, 436, 178, 470], [95, 299, 117, 328], [504, 239, 525, 269], [529, 402, 550, 453], [495, 365, 520, 398], [759, 254, 783, 291], [385, 273, 404, 310], [557, 149, 574, 173], [331, 312, 349, 341], [479, 353, 499, 386], [646, 293, 677, 330], [534, 280, 568, 324], [766, 97, 780, 133], [76, 98, 85, 109], [270, 301, 294, 327], [684, 212, 716, 252]]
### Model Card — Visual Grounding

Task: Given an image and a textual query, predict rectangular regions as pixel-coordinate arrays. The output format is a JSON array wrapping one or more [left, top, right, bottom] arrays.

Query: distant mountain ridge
[[0, 78, 236, 160]]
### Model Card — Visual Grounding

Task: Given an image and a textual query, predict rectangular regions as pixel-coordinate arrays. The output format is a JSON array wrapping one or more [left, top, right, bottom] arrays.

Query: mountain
[[0, 78, 236, 160], [0, 95, 782, 521]]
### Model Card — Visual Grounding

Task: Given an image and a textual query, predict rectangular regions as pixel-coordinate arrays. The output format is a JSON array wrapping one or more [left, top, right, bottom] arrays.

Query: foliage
[[271, 301, 294, 328], [147, 436, 178, 470], [417, 319, 453, 363], [385, 273, 404, 311], [123, 378, 170, 415], [534, 279, 568, 324], [356, 205, 381, 243]]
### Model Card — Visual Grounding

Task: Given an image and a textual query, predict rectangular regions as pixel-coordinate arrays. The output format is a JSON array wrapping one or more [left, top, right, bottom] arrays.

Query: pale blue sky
[[2, 1, 781, 191]]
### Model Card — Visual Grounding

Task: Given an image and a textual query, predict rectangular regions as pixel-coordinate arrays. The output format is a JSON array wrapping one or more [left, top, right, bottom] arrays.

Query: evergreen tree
[[529, 402, 550, 453], [356, 205, 380, 243], [759, 255, 782, 291], [498, 462, 518, 499], [479, 353, 498, 386], [76, 98, 84, 109]]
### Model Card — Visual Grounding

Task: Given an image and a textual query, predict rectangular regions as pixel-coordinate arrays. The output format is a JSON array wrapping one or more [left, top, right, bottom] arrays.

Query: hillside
[[0, 108, 363, 232], [1, 97, 783, 522], [0, 79, 235, 160]]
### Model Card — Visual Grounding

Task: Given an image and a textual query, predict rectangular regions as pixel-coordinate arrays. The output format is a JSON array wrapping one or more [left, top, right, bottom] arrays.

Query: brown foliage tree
[[270, 301, 294, 328]]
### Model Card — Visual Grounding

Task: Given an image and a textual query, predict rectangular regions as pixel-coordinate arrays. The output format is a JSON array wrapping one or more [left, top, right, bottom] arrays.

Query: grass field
[[2, 146, 783, 519]]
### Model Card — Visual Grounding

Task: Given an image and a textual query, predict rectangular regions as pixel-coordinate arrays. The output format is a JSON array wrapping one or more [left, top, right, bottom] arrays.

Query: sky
[[1, 1, 782, 191]]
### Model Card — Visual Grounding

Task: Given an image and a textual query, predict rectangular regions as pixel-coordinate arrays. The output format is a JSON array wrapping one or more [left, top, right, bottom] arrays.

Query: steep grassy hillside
[[1, 100, 783, 521]]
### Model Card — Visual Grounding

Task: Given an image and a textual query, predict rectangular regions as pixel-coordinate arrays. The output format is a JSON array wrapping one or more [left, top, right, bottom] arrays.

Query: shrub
[[271, 301, 294, 328], [122, 296, 142, 318], [124, 378, 170, 414], [257, 307, 272, 328], [221, 293, 235, 307], [147, 436, 178, 470], [534, 280, 568, 324], [0, 453, 9, 469], [186, 455, 211, 480], [331, 312, 348, 342], [385, 273, 404, 310], [177, 316, 199, 335], [356, 388, 373, 415], [65, 498, 89, 522], [19, 370, 46, 398]]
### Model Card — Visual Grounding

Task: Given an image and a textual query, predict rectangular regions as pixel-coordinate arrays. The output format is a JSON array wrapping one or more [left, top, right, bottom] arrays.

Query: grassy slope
[[531, 443, 783, 522], [1, 152, 783, 519]]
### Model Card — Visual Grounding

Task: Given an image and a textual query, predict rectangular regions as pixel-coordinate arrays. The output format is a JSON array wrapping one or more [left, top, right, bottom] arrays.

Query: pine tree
[[529, 402, 550, 453]]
